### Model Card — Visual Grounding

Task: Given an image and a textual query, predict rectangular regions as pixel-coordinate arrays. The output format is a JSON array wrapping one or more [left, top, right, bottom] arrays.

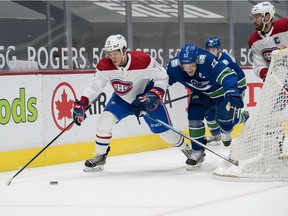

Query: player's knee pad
[[96, 111, 118, 136], [160, 130, 184, 147]]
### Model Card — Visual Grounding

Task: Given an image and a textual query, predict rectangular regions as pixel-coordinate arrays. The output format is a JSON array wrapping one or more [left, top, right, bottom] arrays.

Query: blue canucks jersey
[[217, 51, 246, 93], [166, 48, 240, 100]]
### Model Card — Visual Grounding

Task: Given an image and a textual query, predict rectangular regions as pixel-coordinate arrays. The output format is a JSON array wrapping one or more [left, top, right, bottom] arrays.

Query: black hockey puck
[[50, 181, 58, 185]]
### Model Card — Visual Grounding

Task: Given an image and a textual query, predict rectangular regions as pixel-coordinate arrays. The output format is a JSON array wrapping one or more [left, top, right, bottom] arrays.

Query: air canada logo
[[51, 82, 76, 131], [111, 79, 133, 95]]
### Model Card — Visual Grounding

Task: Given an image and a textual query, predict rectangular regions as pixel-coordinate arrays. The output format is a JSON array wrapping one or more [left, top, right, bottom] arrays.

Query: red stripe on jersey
[[128, 51, 151, 70], [248, 31, 260, 48], [96, 51, 151, 71], [97, 58, 117, 71], [272, 18, 288, 35], [96, 135, 112, 139], [162, 102, 172, 126]]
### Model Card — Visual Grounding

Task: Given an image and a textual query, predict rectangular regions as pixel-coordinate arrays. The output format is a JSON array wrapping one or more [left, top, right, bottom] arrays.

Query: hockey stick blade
[[6, 178, 12, 186], [141, 111, 239, 166], [227, 158, 239, 166], [6, 101, 96, 185], [6, 120, 75, 186]]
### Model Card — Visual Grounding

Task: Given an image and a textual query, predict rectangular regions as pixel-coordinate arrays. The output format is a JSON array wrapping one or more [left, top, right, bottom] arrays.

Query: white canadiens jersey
[[83, 51, 168, 104], [248, 18, 288, 78]]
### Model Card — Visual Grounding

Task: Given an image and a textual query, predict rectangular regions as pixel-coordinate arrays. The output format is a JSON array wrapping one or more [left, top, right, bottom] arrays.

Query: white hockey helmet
[[104, 34, 127, 52], [250, 1, 275, 22]]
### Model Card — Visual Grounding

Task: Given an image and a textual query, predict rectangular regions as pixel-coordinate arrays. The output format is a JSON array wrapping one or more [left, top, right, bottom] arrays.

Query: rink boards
[[0, 69, 262, 171]]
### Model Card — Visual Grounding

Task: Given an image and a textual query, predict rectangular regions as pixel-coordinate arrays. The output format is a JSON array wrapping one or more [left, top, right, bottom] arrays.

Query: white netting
[[214, 49, 288, 181]]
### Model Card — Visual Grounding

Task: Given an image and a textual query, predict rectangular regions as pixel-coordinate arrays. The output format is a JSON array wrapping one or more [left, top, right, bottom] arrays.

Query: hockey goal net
[[214, 49, 288, 181]]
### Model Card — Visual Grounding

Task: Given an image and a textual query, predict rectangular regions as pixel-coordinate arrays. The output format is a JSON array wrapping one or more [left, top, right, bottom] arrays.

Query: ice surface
[[1, 147, 287, 216]]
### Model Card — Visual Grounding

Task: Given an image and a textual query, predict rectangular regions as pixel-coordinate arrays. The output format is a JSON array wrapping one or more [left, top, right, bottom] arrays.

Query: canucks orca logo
[[111, 79, 133, 95], [187, 79, 211, 90]]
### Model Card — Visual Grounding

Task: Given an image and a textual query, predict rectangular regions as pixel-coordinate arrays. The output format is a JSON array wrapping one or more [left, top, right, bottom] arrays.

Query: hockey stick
[[141, 111, 239, 166], [164, 93, 192, 104], [6, 103, 93, 186]]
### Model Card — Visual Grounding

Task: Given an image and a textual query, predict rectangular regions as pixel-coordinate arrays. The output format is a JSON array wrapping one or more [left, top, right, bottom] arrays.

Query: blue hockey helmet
[[179, 44, 198, 64], [205, 37, 221, 49]]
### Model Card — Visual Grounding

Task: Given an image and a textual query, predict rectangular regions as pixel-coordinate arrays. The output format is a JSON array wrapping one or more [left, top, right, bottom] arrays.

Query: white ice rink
[[1, 146, 287, 216]]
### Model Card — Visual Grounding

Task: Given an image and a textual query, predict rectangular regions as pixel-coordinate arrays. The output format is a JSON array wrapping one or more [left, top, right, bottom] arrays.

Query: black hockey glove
[[129, 95, 146, 117], [224, 89, 244, 109], [139, 87, 164, 112], [73, 99, 88, 126], [139, 92, 159, 111]]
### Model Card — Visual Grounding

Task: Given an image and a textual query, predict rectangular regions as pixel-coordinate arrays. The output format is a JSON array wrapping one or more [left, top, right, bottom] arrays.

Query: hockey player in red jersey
[[249, 1, 288, 81], [73, 34, 194, 172]]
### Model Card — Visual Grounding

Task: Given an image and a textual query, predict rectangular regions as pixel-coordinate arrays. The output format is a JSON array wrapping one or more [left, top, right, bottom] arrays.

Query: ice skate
[[185, 150, 206, 170], [206, 134, 222, 146], [181, 144, 194, 158], [83, 146, 110, 172], [221, 133, 232, 147], [181, 145, 199, 170]]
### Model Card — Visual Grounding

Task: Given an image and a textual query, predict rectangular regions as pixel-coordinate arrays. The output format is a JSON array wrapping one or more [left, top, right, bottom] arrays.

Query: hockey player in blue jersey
[[204, 37, 249, 146], [166, 43, 248, 168]]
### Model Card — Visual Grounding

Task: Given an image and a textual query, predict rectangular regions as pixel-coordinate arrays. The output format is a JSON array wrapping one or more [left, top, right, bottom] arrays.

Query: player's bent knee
[[160, 130, 183, 146], [96, 111, 118, 135]]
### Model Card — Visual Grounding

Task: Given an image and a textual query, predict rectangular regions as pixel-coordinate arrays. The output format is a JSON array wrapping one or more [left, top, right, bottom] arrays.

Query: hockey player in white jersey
[[249, 2, 288, 157], [249, 1, 288, 81], [73, 34, 193, 172]]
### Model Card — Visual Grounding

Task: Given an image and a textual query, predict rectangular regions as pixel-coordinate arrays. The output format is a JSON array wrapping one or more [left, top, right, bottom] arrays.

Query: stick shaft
[[164, 93, 192, 104], [7, 103, 93, 186], [7, 120, 75, 185], [141, 111, 239, 166]]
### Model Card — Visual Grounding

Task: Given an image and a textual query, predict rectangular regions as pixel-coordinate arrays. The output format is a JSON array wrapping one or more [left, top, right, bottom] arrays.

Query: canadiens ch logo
[[111, 79, 133, 95], [262, 49, 272, 62]]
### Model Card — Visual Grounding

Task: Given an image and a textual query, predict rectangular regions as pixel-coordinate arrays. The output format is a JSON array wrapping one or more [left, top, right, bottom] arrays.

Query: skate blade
[[206, 141, 222, 146], [83, 165, 104, 172], [186, 163, 202, 170]]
